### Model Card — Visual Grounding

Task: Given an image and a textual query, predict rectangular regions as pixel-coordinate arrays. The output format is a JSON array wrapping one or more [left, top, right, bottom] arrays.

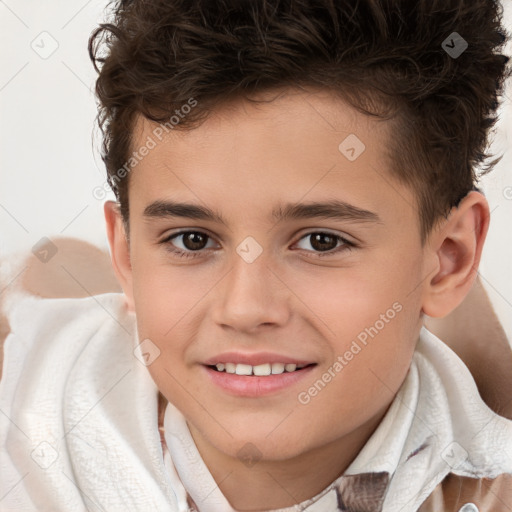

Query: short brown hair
[[89, 0, 511, 241]]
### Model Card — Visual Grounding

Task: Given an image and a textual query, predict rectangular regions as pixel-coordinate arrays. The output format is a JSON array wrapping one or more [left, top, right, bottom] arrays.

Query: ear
[[422, 191, 490, 318], [104, 200, 135, 311]]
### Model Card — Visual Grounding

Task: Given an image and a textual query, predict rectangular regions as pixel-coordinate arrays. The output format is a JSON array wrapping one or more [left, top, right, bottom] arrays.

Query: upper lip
[[203, 352, 315, 366]]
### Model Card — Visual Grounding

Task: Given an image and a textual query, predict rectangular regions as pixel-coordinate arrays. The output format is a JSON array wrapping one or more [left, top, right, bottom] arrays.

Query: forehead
[[132, 87, 389, 153], [126, 88, 415, 229]]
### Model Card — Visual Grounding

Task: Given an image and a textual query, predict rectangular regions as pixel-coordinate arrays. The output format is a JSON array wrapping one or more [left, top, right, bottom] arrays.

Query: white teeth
[[253, 363, 271, 376], [271, 363, 285, 374], [213, 361, 307, 375], [235, 363, 252, 376]]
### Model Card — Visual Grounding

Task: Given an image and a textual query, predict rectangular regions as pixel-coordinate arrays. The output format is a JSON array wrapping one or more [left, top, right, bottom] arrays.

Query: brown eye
[[294, 231, 355, 257], [308, 233, 339, 252], [180, 231, 209, 251], [161, 230, 218, 259]]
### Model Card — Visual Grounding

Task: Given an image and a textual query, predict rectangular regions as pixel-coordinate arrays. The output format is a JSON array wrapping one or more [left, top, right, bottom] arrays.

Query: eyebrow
[[143, 199, 381, 225]]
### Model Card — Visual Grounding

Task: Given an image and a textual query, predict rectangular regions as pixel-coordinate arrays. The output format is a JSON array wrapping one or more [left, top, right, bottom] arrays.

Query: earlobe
[[422, 191, 489, 318], [104, 200, 135, 311]]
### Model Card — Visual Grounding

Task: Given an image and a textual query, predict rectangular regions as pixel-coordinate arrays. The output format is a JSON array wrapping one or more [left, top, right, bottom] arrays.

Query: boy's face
[[121, 87, 430, 463]]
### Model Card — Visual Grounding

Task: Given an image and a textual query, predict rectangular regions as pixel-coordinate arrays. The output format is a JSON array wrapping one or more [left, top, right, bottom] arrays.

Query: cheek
[[131, 250, 212, 339], [292, 297, 419, 451], [286, 256, 420, 339], [286, 256, 423, 396]]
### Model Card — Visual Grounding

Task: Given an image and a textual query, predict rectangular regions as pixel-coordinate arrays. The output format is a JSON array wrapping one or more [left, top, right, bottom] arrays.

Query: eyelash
[[159, 230, 356, 260]]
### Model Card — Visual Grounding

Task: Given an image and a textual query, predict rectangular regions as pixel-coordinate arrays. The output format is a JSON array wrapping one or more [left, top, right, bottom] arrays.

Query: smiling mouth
[[207, 362, 316, 376]]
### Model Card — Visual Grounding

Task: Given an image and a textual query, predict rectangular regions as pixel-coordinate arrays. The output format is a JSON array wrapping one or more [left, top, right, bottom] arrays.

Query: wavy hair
[[89, 0, 511, 241]]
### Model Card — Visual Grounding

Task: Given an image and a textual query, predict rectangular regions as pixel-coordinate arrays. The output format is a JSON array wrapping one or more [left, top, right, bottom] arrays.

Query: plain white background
[[1, 1, 511, 341]]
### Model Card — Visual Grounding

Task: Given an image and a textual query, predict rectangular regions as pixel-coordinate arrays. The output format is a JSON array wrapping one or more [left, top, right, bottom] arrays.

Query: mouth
[[207, 362, 316, 376], [202, 359, 317, 397]]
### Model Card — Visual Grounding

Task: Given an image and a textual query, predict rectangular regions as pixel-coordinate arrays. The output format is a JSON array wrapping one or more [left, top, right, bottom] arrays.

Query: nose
[[211, 248, 291, 334]]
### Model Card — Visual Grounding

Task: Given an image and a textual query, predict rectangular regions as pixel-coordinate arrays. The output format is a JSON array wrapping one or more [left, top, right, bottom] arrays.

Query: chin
[[213, 427, 313, 463]]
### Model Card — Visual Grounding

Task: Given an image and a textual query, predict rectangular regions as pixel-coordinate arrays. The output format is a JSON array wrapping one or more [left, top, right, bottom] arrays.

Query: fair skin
[[105, 87, 489, 510]]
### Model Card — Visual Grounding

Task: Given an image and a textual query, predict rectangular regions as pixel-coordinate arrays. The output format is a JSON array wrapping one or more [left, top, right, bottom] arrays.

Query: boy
[[1, 0, 512, 511]]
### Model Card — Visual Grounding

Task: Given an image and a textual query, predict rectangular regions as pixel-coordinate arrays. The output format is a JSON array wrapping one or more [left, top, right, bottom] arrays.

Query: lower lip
[[203, 365, 316, 397]]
